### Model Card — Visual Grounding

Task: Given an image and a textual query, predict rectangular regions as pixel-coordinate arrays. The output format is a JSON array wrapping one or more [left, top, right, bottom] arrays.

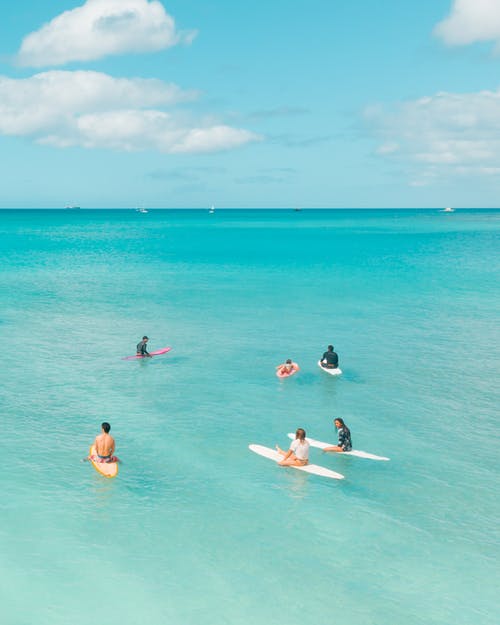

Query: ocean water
[[0, 209, 498, 625]]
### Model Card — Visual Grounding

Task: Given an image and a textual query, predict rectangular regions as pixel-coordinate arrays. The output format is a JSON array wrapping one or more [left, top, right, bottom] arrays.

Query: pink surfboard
[[123, 346, 172, 360], [276, 363, 300, 378]]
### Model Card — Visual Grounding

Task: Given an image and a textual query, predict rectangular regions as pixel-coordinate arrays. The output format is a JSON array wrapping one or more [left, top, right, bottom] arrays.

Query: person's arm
[[110, 438, 115, 455]]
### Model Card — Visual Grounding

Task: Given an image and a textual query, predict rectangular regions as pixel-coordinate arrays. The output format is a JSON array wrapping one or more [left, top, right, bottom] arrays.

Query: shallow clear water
[[0, 209, 498, 625]]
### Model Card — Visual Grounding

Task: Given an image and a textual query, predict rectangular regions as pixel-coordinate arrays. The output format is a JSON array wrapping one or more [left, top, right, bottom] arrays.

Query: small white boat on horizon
[[209, 205, 215, 214], [136, 207, 149, 214], [442, 207, 454, 213]]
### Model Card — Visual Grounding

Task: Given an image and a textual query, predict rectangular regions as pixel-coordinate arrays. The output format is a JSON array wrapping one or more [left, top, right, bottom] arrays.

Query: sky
[[1, 0, 500, 208]]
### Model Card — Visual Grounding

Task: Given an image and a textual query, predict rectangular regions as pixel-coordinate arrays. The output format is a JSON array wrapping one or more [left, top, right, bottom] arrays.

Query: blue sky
[[1, 0, 500, 208]]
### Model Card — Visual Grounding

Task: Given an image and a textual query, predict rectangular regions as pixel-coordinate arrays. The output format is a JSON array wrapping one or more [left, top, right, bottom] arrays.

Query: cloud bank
[[367, 88, 500, 184], [0, 71, 260, 153], [435, 0, 500, 50], [17, 0, 196, 67]]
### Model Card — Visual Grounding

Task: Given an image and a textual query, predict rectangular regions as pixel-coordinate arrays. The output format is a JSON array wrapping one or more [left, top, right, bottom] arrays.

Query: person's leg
[[280, 456, 307, 466], [323, 445, 342, 453]]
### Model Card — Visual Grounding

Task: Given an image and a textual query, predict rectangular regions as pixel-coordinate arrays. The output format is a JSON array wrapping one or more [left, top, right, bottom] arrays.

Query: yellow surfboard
[[89, 445, 119, 479]]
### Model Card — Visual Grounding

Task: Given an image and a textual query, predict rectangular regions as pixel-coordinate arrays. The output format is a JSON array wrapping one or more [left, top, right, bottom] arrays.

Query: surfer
[[91, 422, 119, 463], [320, 344, 339, 369], [276, 359, 299, 375], [136, 336, 152, 357], [276, 428, 309, 466], [323, 418, 352, 453]]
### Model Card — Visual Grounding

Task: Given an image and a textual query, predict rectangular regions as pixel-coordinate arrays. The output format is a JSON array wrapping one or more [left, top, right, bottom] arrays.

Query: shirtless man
[[92, 422, 118, 463]]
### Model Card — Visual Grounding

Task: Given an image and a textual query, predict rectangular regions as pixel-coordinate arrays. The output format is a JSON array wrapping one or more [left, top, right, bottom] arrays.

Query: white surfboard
[[287, 433, 389, 461], [249, 444, 344, 480], [318, 361, 342, 376]]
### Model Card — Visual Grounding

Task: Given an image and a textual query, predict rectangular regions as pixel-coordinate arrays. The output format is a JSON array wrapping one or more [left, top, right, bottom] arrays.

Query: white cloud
[[17, 0, 196, 67], [0, 71, 261, 154], [366, 88, 500, 182], [434, 0, 500, 49]]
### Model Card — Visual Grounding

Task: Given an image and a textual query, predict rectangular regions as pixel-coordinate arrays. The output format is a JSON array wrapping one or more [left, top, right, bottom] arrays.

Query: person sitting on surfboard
[[320, 345, 339, 369], [323, 418, 352, 453], [276, 359, 299, 375], [276, 428, 309, 466], [136, 336, 152, 357], [91, 422, 119, 463]]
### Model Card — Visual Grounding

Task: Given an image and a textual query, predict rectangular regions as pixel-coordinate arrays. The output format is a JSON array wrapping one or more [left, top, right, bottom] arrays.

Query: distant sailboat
[[442, 207, 454, 213], [136, 207, 148, 214], [209, 205, 215, 214]]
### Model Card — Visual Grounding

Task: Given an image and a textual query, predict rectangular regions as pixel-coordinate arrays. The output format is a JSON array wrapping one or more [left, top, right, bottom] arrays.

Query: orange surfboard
[[89, 445, 119, 479]]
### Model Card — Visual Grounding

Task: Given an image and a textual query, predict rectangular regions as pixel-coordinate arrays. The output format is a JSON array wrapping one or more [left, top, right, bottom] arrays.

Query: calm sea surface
[[0, 209, 498, 625]]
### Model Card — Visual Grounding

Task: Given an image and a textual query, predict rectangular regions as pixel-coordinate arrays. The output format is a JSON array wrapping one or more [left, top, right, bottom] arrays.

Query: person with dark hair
[[320, 345, 339, 369], [324, 418, 352, 452], [136, 336, 151, 357], [275, 358, 300, 376], [275, 428, 309, 466], [91, 422, 119, 463]]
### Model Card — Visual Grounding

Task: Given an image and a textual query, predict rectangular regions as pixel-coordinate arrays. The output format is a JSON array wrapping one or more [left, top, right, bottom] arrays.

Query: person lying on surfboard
[[89, 422, 119, 463], [276, 359, 299, 375], [276, 428, 309, 466], [136, 336, 152, 357], [320, 344, 339, 369], [323, 418, 352, 453]]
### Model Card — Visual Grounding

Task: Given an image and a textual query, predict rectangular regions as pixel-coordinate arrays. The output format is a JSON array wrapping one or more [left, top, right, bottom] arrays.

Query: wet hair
[[142, 336, 149, 340], [295, 428, 306, 440], [101, 422, 111, 433], [334, 418, 350, 435], [328, 345, 334, 351], [286, 359, 292, 364]]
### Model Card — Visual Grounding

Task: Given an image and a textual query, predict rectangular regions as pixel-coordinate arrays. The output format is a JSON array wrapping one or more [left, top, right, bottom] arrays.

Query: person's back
[[95, 433, 114, 457], [95, 422, 115, 458], [322, 345, 339, 368]]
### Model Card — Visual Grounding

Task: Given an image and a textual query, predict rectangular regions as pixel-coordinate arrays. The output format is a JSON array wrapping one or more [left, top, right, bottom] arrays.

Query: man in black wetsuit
[[320, 344, 339, 369], [136, 336, 152, 357]]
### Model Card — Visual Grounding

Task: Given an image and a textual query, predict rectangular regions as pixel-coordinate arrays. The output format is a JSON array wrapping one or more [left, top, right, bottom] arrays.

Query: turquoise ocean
[[0, 209, 498, 625]]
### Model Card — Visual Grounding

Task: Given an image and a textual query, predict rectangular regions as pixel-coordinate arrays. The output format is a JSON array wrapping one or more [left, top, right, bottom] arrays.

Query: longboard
[[89, 445, 119, 478], [123, 346, 172, 360], [287, 433, 389, 461], [249, 444, 344, 480], [318, 361, 342, 376]]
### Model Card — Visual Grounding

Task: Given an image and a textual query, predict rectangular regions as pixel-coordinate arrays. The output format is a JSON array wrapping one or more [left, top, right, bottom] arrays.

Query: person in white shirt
[[276, 428, 309, 466]]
